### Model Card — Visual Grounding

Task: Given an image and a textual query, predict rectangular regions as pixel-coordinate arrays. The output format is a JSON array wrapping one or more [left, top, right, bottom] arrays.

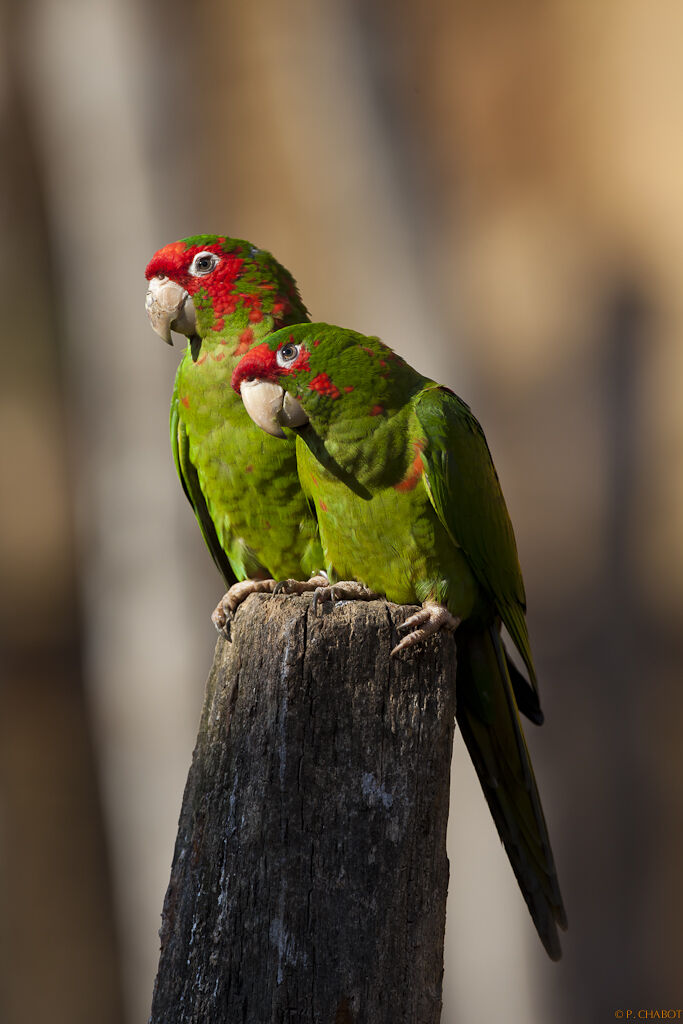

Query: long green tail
[[455, 622, 567, 959]]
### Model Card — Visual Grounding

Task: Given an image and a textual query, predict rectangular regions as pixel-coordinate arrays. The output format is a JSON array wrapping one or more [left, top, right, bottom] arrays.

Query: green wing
[[170, 385, 237, 590], [415, 385, 565, 954], [415, 384, 537, 691]]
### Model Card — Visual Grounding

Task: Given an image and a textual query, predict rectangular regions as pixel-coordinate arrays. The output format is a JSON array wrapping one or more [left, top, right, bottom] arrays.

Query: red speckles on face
[[308, 372, 341, 400], [344, 386, 354, 393], [180, 396, 190, 409], [319, 501, 328, 512], [243, 294, 260, 314], [370, 404, 384, 416], [203, 268, 246, 317], [292, 347, 310, 373], [394, 441, 425, 493], [245, 464, 254, 473], [249, 308, 263, 323]]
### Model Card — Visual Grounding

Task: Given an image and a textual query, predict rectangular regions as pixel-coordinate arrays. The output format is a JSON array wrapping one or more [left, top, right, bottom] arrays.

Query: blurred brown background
[[2, 1, 682, 1022]]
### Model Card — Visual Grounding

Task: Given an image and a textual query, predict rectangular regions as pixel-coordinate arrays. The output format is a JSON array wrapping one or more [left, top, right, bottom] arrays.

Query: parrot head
[[231, 322, 418, 438], [144, 234, 307, 346]]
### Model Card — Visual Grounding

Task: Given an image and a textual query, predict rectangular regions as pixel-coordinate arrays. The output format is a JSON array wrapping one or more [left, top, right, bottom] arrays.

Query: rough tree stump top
[[151, 594, 457, 1024]]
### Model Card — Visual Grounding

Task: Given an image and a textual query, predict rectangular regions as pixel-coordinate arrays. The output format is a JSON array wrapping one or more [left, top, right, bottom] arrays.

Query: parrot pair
[[145, 235, 566, 959]]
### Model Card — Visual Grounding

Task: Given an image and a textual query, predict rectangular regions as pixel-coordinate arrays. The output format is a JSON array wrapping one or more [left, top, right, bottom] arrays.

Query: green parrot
[[144, 235, 323, 626], [231, 322, 567, 959]]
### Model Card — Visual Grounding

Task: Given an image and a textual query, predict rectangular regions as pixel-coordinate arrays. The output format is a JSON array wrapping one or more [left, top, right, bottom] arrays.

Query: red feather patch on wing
[[394, 440, 425, 493]]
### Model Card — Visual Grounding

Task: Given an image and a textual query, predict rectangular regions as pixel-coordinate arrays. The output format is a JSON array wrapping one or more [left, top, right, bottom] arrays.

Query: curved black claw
[[311, 587, 330, 615]]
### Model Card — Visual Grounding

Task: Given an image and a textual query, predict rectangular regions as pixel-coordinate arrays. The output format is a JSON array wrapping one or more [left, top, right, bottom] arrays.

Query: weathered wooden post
[[150, 593, 457, 1024]]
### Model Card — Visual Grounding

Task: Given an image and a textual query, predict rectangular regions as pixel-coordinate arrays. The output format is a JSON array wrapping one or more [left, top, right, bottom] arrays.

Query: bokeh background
[[2, 2, 683, 1022]]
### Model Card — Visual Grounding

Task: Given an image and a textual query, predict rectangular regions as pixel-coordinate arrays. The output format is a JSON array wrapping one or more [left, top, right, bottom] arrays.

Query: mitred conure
[[144, 236, 323, 627], [232, 322, 567, 960]]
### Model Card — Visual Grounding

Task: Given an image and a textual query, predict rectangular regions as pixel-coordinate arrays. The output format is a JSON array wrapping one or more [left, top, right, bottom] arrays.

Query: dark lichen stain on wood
[[150, 594, 457, 1024]]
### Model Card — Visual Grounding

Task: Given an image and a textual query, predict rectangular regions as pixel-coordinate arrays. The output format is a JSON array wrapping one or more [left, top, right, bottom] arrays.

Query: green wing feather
[[415, 384, 566, 954], [170, 386, 237, 590], [415, 384, 537, 692]]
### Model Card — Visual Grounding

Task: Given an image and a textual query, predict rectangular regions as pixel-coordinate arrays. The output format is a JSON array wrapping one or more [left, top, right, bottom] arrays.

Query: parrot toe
[[273, 573, 329, 596], [211, 596, 232, 637], [311, 580, 380, 614], [392, 602, 460, 656], [212, 579, 280, 634]]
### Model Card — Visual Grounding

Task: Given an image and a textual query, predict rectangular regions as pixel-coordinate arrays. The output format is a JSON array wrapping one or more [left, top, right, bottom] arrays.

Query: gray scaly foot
[[312, 580, 380, 614], [211, 578, 279, 634], [392, 601, 460, 656]]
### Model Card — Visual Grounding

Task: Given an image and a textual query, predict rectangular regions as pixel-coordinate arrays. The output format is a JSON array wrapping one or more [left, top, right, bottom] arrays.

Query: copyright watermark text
[[614, 1013, 682, 1020]]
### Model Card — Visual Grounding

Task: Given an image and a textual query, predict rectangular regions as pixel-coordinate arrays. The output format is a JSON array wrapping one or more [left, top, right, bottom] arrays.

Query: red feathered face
[[145, 236, 306, 346], [145, 239, 245, 299], [231, 339, 312, 393]]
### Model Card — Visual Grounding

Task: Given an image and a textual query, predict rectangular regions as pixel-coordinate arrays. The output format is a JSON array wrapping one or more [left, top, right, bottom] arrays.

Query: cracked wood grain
[[150, 593, 457, 1024]]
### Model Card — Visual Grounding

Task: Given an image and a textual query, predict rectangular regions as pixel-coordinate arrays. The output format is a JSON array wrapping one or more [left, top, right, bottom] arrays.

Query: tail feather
[[505, 648, 544, 725], [455, 623, 567, 959]]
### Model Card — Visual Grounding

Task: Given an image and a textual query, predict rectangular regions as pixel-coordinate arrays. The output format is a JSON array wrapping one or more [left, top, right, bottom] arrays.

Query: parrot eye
[[277, 343, 300, 367], [189, 251, 219, 276]]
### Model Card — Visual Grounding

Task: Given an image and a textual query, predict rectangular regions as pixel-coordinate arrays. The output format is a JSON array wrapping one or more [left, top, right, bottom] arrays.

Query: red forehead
[[231, 343, 278, 393], [144, 240, 240, 293]]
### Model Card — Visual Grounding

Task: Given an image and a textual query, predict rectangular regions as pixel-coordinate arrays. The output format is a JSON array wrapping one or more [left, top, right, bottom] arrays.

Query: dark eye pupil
[[197, 257, 210, 269], [282, 345, 295, 359]]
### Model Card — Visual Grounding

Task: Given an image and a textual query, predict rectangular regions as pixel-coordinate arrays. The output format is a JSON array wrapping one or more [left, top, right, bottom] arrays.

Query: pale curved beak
[[240, 380, 308, 438], [145, 276, 197, 345]]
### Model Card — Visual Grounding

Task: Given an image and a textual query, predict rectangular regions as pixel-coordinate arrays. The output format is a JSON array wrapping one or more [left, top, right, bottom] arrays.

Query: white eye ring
[[276, 343, 300, 367], [189, 251, 219, 276]]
